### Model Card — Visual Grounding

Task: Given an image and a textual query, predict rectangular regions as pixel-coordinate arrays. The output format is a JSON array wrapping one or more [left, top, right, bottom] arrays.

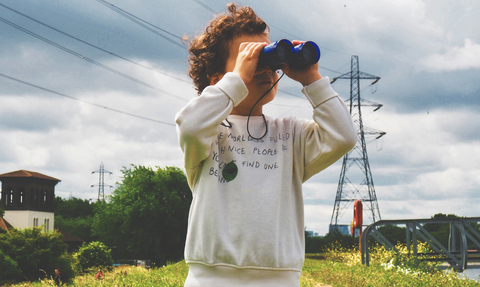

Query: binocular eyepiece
[[258, 39, 321, 70]]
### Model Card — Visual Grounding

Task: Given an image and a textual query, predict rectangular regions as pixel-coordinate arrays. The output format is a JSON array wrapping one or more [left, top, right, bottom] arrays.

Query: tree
[[55, 196, 95, 219], [92, 165, 192, 265], [54, 196, 97, 242], [55, 215, 96, 242], [424, 213, 459, 249], [377, 225, 406, 245], [323, 228, 354, 249], [0, 227, 74, 282], [305, 230, 326, 253]]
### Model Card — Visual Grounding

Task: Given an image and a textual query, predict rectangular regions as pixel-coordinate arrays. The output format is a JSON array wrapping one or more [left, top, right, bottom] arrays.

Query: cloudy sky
[[1, 0, 479, 235]]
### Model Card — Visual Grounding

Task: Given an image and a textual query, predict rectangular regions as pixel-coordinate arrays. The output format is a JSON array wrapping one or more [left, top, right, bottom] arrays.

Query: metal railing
[[360, 217, 480, 272]]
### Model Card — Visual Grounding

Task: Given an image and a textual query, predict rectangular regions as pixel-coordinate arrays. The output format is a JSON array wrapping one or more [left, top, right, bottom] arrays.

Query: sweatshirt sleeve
[[300, 76, 357, 181], [175, 73, 248, 188]]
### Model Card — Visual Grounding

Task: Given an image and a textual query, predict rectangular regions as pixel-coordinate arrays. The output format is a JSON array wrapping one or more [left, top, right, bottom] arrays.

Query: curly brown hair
[[187, 3, 269, 94]]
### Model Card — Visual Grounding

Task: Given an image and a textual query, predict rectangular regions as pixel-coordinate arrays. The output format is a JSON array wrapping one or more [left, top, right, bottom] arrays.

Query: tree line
[[55, 165, 192, 265], [1, 165, 191, 284], [3, 163, 477, 284]]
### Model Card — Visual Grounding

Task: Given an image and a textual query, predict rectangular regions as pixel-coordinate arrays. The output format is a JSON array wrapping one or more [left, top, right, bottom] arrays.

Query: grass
[[5, 243, 480, 286]]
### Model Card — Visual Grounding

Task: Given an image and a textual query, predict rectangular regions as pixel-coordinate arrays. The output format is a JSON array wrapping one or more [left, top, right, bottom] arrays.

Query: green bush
[[0, 249, 21, 282], [75, 241, 113, 273], [0, 227, 75, 282], [53, 252, 77, 283]]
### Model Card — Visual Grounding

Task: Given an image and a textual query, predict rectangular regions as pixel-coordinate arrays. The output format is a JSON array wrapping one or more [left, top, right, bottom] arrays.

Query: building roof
[[0, 217, 13, 234], [55, 228, 84, 243], [0, 170, 61, 182]]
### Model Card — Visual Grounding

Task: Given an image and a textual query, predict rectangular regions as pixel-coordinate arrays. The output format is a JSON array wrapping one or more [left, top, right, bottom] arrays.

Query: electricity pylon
[[91, 162, 112, 201], [329, 55, 384, 232]]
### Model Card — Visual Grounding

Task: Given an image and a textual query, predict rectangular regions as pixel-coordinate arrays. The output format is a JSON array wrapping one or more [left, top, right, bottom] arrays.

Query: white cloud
[[421, 38, 480, 72]]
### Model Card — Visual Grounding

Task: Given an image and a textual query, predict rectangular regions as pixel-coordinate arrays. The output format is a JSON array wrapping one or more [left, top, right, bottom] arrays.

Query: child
[[54, 269, 62, 286], [175, 3, 356, 286]]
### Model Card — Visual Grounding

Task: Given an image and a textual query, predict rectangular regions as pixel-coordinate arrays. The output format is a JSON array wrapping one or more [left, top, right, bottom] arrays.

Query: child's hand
[[233, 42, 268, 84], [282, 40, 322, 86]]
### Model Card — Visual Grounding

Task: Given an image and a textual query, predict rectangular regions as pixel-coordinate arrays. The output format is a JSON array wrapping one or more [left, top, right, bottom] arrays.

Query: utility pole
[[91, 162, 112, 201], [329, 55, 384, 233]]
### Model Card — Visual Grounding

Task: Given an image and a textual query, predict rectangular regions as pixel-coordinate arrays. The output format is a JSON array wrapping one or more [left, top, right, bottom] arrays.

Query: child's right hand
[[282, 40, 322, 86], [233, 42, 268, 84]]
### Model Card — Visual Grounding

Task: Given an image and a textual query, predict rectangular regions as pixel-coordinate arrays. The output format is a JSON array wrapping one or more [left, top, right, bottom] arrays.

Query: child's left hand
[[282, 40, 322, 86]]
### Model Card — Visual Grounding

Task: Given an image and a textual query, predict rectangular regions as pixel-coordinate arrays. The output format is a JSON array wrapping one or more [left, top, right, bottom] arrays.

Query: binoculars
[[258, 39, 320, 70]]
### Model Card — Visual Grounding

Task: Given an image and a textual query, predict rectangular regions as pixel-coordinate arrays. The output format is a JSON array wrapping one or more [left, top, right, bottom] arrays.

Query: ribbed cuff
[[215, 72, 249, 107], [301, 76, 338, 108]]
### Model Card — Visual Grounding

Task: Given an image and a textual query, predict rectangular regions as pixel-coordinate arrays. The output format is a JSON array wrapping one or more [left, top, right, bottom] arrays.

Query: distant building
[[306, 230, 321, 237], [0, 169, 60, 231], [0, 170, 84, 250], [329, 224, 350, 235]]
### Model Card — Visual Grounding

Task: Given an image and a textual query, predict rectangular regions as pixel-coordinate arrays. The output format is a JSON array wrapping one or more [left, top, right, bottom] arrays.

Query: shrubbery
[[0, 249, 21, 282], [0, 227, 113, 285], [75, 241, 114, 273], [0, 227, 74, 282]]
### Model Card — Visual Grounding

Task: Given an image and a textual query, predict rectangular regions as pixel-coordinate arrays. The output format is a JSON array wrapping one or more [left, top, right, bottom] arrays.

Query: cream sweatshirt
[[175, 72, 356, 286]]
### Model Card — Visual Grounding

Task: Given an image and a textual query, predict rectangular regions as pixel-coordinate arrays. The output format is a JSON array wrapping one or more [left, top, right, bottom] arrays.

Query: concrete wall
[[4, 210, 54, 231]]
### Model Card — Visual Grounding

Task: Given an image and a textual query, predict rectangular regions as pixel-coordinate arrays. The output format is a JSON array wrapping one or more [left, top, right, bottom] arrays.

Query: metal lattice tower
[[329, 55, 385, 230], [91, 162, 112, 201]]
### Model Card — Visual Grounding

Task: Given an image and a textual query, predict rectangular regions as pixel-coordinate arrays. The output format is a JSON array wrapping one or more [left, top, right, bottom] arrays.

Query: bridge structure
[[361, 217, 480, 272]]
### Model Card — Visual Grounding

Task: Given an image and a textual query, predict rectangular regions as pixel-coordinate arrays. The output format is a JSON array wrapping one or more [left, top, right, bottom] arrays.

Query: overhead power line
[[2, 2, 346, 111], [93, 0, 310, 102], [0, 16, 188, 102], [0, 72, 175, 126], [0, 3, 192, 85], [95, 0, 186, 50], [193, 0, 217, 13], [91, 1, 342, 102]]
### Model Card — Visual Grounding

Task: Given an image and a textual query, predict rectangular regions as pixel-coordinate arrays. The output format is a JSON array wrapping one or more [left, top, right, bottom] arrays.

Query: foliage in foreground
[[0, 227, 74, 283], [301, 258, 479, 287], [302, 241, 480, 287], [0, 249, 21, 281], [0, 228, 113, 285], [3, 263, 189, 287], [5, 243, 480, 287]]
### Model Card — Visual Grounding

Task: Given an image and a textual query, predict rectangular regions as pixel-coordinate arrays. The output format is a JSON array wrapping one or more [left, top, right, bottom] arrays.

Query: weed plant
[[301, 241, 480, 286], [5, 243, 480, 286], [3, 263, 188, 287]]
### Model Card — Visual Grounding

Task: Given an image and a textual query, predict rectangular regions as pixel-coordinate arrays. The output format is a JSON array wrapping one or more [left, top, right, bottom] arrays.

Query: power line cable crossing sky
[[0, 72, 175, 126], [0, 16, 188, 102], [0, 3, 192, 84], [95, 0, 187, 50]]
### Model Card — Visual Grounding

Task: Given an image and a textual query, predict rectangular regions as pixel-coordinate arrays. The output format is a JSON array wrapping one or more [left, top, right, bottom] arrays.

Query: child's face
[[225, 34, 279, 116]]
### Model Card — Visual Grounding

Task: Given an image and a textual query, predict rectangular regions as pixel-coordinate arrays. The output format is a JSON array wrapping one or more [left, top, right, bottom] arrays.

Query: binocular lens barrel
[[291, 41, 321, 67], [259, 39, 320, 70], [258, 39, 294, 69]]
